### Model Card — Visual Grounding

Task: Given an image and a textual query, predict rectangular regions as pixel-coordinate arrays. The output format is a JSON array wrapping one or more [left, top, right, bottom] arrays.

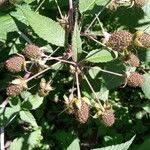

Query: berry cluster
[[5, 44, 44, 97]]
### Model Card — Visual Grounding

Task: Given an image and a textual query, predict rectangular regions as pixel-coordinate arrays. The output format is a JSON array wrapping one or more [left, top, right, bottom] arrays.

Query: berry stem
[[18, 31, 32, 44], [85, 34, 112, 51], [25, 61, 61, 83], [55, 0, 63, 19], [83, 74, 104, 111], [47, 56, 76, 65], [99, 68, 123, 77], [86, 0, 112, 31], [75, 69, 81, 100], [35, 0, 46, 12]]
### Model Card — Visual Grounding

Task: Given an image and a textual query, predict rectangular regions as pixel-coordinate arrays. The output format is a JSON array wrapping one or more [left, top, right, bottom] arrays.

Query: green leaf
[[10, 129, 42, 150], [72, 21, 82, 61], [19, 110, 38, 127], [79, 0, 109, 13], [0, 13, 18, 41], [138, 138, 150, 150], [142, 102, 150, 113], [67, 138, 80, 150], [0, 107, 20, 127], [79, 0, 97, 13], [86, 49, 114, 63], [92, 135, 135, 150], [142, 73, 150, 99], [20, 7, 65, 46], [102, 60, 125, 89], [22, 93, 44, 110]]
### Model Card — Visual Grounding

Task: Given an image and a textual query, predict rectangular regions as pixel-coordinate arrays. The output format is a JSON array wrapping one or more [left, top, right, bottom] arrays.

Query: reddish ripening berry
[[74, 100, 89, 124], [24, 44, 43, 59], [124, 53, 140, 67], [5, 55, 25, 73], [6, 78, 28, 97], [6, 84, 24, 97], [132, 0, 147, 7], [127, 72, 144, 87], [101, 109, 115, 127], [107, 30, 133, 51], [134, 32, 150, 48]]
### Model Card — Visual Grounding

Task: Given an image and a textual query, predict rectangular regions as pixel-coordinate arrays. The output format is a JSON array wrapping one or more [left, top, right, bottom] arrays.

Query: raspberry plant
[[0, 0, 150, 150]]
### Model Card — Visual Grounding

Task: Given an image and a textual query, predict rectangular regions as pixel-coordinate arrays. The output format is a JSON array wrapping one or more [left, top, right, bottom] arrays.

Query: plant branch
[[18, 31, 32, 44], [75, 70, 81, 100], [48, 56, 76, 65], [35, 0, 46, 12], [25, 61, 61, 83], [86, 0, 112, 31], [69, 0, 74, 31], [83, 74, 104, 111], [55, 0, 63, 19]]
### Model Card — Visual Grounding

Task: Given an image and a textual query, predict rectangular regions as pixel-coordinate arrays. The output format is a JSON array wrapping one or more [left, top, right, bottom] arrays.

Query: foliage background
[[0, 0, 150, 149]]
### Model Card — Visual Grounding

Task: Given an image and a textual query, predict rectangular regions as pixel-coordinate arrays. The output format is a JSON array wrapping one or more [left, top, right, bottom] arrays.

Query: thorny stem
[[55, 0, 63, 19], [69, 0, 74, 31], [83, 74, 104, 111], [75, 70, 81, 100], [86, 0, 112, 31]]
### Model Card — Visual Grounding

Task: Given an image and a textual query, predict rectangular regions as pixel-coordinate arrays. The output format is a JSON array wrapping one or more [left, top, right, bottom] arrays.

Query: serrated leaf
[[86, 49, 114, 63], [67, 138, 80, 150], [10, 129, 42, 150], [72, 21, 82, 61], [20, 7, 65, 46], [19, 110, 38, 127], [142, 73, 150, 99], [92, 135, 135, 150], [22, 93, 44, 110]]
